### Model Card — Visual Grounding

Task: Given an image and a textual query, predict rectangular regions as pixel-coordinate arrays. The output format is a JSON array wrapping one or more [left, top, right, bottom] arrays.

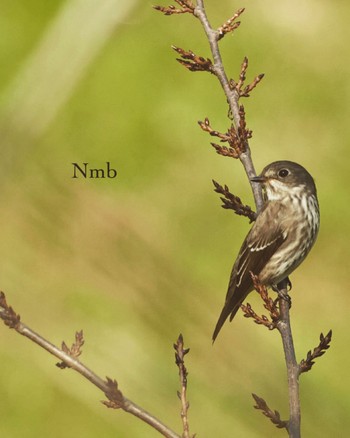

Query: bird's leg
[[272, 278, 292, 308], [283, 277, 292, 291]]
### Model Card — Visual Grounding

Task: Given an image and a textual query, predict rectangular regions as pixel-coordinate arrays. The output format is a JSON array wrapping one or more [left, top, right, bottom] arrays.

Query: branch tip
[[198, 116, 250, 157], [0, 291, 21, 329], [153, 0, 195, 15], [172, 47, 213, 73], [103, 377, 124, 408], [217, 8, 245, 40], [252, 393, 288, 429], [299, 330, 333, 374], [174, 334, 192, 437], [56, 330, 85, 369], [235, 56, 265, 98], [212, 180, 256, 222]]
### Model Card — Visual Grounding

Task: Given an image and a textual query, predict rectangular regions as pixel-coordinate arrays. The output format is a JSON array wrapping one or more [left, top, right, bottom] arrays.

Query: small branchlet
[[237, 105, 252, 145], [235, 57, 249, 92], [0, 291, 21, 329], [252, 274, 280, 322], [56, 330, 85, 369], [217, 8, 245, 40], [172, 46, 213, 73], [153, 0, 195, 15], [198, 115, 251, 158], [241, 274, 280, 329], [174, 334, 190, 381], [198, 117, 232, 141], [233, 57, 264, 97], [210, 142, 237, 158], [241, 73, 265, 97], [102, 377, 125, 409], [252, 393, 288, 430], [299, 330, 333, 375], [174, 334, 193, 438], [241, 302, 273, 329], [212, 179, 256, 222]]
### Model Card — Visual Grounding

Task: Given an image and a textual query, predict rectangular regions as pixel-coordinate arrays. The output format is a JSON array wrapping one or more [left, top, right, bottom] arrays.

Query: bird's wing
[[212, 203, 287, 341]]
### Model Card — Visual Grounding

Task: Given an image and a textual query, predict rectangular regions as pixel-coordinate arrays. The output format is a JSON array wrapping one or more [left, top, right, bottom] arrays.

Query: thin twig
[[172, 46, 214, 73], [198, 113, 252, 159], [212, 179, 256, 222], [0, 292, 181, 438], [193, 0, 263, 211], [252, 393, 288, 429], [174, 334, 193, 438], [299, 331, 332, 374], [217, 8, 244, 41], [241, 274, 280, 329], [57, 330, 84, 368], [153, 0, 195, 15], [241, 302, 276, 329]]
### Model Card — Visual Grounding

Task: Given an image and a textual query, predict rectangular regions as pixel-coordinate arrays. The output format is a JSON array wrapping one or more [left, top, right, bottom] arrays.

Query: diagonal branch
[[212, 179, 256, 222], [252, 393, 288, 429], [217, 8, 245, 40], [0, 292, 181, 438]]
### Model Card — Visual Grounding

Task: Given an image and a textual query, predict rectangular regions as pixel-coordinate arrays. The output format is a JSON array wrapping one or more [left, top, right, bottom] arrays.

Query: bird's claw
[[272, 280, 292, 308], [277, 288, 292, 308], [284, 278, 292, 291]]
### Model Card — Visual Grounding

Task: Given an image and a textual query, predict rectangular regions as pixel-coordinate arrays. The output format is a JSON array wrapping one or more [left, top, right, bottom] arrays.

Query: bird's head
[[251, 161, 317, 201]]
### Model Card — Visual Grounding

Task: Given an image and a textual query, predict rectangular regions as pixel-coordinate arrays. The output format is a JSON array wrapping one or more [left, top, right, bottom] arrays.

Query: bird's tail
[[212, 299, 242, 342]]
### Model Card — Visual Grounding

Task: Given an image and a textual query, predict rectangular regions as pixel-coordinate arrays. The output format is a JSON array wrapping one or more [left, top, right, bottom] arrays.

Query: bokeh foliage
[[0, 0, 349, 437]]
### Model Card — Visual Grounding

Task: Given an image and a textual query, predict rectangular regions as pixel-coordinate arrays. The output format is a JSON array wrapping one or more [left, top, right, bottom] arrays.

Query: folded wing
[[212, 203, 287, 341]]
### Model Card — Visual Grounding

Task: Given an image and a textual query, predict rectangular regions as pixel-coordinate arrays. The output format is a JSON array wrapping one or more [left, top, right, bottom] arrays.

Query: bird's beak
[[250, 175, 267, 183]]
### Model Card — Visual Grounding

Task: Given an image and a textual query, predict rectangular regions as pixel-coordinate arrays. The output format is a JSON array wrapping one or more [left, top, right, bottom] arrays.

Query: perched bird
[[212, 161, 320, 341]]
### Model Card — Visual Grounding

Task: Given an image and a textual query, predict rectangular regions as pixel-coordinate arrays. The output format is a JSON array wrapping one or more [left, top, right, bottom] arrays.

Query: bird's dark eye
[[278, 169, 289, 178]]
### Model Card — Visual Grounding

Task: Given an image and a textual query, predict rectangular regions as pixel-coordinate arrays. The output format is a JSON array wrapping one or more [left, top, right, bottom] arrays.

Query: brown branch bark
[[0, 292, 180, 438], [191, 2, 301, 436], [174, 334, 192, 438], [276, 283, 301, 438], [194, 0, 264, 212]]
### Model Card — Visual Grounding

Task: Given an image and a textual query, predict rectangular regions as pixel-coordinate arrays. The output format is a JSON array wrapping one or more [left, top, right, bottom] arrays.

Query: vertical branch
[[193, 0, 264, 212], [277, 291, 301, 438], [155, 2, 331, 437], [192, 4, 300, 434], [174, 334, 193, 438], [194, 1, 241, 126]]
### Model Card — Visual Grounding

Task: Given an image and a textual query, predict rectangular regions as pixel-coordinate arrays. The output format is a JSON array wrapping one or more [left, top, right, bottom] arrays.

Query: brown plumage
[[212, 161, 319, 341]]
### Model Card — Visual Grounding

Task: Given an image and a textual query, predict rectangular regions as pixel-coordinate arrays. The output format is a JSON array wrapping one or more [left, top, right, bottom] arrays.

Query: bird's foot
[[284, 278, 292, 291], [277, 289, 292, 308], [272, 279, 292, 308]]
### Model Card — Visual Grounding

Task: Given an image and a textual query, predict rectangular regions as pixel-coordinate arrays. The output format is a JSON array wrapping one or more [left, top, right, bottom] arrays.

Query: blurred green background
[[0, 0, 349, 437]]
